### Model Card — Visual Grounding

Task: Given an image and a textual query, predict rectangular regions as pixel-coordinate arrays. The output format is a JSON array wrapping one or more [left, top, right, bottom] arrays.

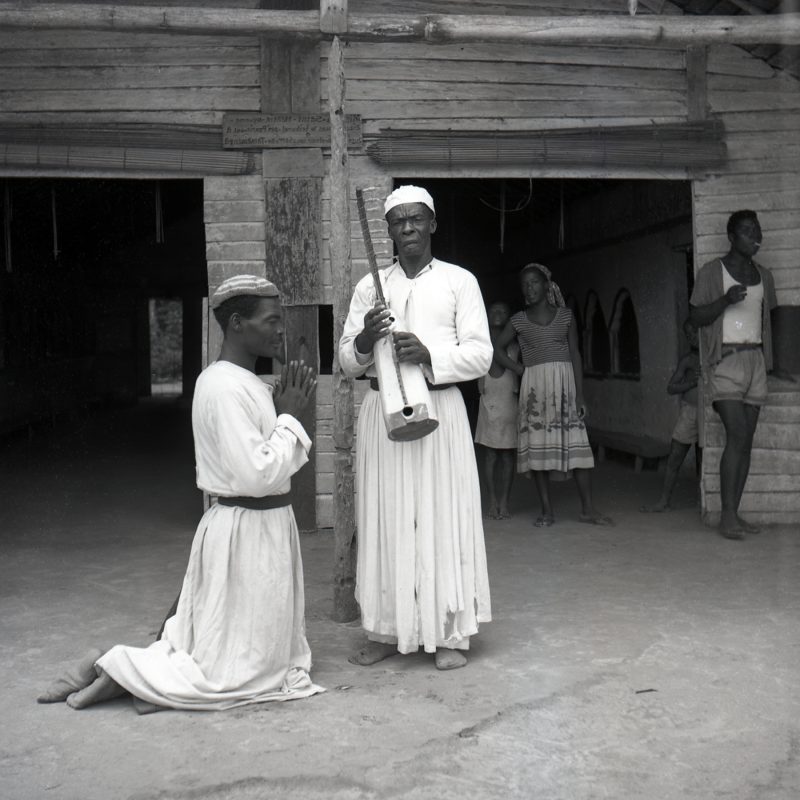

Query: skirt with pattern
[[517, 361, 594, 474]]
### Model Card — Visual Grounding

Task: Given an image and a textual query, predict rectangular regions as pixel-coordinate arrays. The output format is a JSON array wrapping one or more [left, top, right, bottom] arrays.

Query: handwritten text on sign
[[223, 113, 363, 149]]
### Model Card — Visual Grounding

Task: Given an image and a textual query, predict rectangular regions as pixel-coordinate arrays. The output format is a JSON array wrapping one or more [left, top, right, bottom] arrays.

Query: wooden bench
[[587, 427, 671, 473]]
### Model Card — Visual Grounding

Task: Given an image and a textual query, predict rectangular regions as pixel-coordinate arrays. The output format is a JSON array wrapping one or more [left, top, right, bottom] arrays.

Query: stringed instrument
[[355, 187, 439, 442]]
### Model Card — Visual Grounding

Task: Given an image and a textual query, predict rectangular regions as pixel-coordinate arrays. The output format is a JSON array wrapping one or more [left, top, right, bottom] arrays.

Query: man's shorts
[[672, 400, 698, 445], [709, 346, 768, 406]]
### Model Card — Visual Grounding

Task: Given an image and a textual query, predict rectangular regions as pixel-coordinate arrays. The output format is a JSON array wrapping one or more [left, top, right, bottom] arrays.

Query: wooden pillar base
[[333, 581, 360, 623]]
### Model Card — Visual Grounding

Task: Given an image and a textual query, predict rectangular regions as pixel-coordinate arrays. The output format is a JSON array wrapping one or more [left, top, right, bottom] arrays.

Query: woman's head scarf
[[520, 262, 565, 308]]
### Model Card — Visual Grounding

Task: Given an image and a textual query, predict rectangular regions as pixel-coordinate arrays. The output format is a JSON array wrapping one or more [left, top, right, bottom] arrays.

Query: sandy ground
[[1, 398, 799, 800]]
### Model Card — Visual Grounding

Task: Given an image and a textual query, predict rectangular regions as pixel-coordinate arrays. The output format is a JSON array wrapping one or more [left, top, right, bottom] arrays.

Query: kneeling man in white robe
[[38, 275, 323, 711]]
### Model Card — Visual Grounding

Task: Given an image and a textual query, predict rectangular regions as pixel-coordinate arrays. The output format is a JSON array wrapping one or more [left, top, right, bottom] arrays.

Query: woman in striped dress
[[493, 263, 612, 528]]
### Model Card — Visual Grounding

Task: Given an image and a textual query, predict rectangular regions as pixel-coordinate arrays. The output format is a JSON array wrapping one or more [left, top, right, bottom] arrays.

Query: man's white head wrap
[[211, 274, 279, 309], [384, 185, 435, 217]]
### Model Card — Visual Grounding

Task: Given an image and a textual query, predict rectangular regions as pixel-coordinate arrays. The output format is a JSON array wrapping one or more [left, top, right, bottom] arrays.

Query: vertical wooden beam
[[261, 39, 292, 114], [320, 0, 348, 34], [686, 45, 708, 121], [260, 0, 321, 534], [687, 45, 708, 517], [263, 178, 321, 307], [329, 36, 358, 623]]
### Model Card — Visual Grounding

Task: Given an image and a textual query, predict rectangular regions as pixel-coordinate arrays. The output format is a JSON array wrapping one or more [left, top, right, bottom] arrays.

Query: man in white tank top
[[690, 210, 780, 540]]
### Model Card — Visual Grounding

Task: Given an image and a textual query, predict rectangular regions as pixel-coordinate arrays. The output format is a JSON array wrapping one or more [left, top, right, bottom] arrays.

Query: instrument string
[[355, 187, 409, 407]]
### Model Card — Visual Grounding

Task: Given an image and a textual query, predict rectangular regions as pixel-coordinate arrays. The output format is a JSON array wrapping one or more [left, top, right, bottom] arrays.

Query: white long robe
[[96, 361, 323, 710], [339, 259, 493, 653]]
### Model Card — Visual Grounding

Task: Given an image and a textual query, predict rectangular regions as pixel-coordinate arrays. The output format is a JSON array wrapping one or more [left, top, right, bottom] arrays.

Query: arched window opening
[[583, 291, 610, 375], [610, 289, 640, 377]]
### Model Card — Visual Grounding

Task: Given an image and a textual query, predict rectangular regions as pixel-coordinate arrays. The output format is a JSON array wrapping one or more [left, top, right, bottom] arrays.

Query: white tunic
[[339, 259, 493, 653], [96, 361, 323, 710]]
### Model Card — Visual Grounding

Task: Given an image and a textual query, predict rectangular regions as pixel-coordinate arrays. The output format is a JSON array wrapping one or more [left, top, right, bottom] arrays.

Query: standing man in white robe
[[38, 275, 323, 711], [339, 185, 493, 671]]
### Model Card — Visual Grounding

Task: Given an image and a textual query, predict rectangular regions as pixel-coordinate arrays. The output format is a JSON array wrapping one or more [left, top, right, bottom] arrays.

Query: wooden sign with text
[[223, 113, 363, 149]]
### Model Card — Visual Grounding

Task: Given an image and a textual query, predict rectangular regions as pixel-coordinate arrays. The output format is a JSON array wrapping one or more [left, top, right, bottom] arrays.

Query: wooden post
[[686, 45, 708, 122], [329, 35, 358, 623], [260, 1, 321, 535], [320, 0, 347, 34]]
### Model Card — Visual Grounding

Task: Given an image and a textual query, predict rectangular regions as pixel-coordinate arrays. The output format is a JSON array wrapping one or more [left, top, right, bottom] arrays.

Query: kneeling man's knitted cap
[[211, 275, 279, 309], [384, 185, 435, 217]]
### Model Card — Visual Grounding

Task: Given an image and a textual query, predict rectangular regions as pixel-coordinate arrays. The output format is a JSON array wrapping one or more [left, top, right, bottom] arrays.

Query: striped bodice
[[511, 307, 573, 367]]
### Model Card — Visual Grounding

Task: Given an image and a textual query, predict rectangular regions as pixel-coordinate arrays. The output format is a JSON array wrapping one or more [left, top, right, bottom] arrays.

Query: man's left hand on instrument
[[393, 331, 431, 365]]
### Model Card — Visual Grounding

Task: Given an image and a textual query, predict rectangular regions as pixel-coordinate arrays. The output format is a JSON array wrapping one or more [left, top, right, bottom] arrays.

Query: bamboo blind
[[366, 121, 727, 170]]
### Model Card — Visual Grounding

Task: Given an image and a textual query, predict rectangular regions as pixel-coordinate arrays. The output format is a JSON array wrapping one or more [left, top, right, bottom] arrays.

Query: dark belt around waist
[[721, 342, 762, 356], [368, 377, 454, 392], [217, 494, 291, 510]]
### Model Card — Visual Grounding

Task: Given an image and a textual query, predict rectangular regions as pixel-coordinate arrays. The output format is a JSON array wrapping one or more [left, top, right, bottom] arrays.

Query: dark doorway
[[0, 178, 207, 431], [392, 177, 694, 459], [0, 178, 206, 440]]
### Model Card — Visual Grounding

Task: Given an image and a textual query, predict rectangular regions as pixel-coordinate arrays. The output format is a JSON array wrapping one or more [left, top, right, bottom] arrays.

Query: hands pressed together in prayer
[[357, 303, 431, 366], [274, 360, 317, 418]]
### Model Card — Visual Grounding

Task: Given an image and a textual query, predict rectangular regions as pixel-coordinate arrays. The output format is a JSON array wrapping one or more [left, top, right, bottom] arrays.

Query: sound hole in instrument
[[387, 411, 440, 442]]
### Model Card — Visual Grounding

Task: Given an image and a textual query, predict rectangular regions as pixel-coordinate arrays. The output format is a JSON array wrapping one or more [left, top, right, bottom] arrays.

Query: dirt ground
[[1, 398, 799, 800]]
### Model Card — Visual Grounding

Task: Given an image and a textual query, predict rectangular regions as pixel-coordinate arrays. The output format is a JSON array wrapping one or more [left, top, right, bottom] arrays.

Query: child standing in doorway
[[475, 301, 519, 519], [493, 263, 612, 528], [640, 319, 702, 513]]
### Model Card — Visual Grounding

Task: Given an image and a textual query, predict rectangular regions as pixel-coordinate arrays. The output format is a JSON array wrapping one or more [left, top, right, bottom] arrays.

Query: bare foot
[[719, 512, 745, 540], [434, 650, 467, 671], [534, 515, 554, 528], [66, 673, 127, 709], [348, 642, 398, 666], [737, 515, 761, 534], [579, 513, 613, 526], [639, 501, 672, 513], [497, 507, 511, 519], [37, 648, 104, 703]]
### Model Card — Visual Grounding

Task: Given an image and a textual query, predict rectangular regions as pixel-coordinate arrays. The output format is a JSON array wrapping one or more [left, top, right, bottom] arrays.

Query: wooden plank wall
[[0, 21, 260, 127], [696, 46, 800, 306], [322, 40, 688, 135], [693, 44, 800, 526]]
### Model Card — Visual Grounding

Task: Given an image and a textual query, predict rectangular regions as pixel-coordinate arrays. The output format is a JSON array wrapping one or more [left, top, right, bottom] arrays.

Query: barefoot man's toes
[[348, 642, 398, 667], [434, 649, 467, 671], [37, 648, 104, 704], [66, 673, 126, 710]]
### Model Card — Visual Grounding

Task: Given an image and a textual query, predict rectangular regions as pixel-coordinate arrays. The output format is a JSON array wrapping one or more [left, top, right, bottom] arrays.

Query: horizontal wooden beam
[[0, 4, 799, 46]]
